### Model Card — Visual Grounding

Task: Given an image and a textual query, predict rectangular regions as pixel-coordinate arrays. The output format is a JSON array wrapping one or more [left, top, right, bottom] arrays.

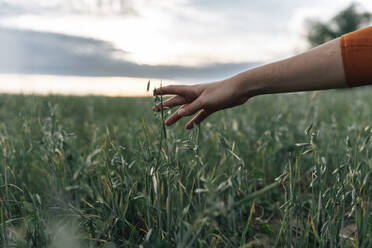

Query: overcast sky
[[0, 0, 372, 81]]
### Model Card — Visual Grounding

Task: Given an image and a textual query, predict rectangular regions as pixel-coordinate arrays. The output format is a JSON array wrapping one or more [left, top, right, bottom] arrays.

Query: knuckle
[[198, 98, 207, 108], [191, 86, 201, 98], [181, 86, 195, 98], [163, 85, 171, 92], [183, 108, 189, 115]]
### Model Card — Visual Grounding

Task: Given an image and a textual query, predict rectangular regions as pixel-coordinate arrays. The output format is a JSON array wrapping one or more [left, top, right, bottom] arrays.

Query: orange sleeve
[[340, 26, 372, 87]]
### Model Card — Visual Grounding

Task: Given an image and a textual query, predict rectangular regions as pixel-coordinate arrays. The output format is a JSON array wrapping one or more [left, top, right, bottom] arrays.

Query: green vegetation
[[0, 89, 372, 247], [306, 4, 371, 47]]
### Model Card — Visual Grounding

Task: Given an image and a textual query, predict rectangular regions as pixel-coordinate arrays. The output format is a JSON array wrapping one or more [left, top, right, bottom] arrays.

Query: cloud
[[0, 27, 257, 81], [0, 2, 31, 16], [1, 0, 301, 66], [0, 0, 141, 16], [2, 0, 371, 68]]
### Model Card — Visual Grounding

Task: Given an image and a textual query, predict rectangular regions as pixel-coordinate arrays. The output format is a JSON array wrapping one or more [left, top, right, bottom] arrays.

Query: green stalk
[[1, 206, 8, 248], [232, 180, 280, 209]]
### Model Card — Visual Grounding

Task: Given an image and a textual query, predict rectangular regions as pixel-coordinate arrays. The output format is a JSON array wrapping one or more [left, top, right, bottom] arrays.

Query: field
[[0, 88, 372, 247]]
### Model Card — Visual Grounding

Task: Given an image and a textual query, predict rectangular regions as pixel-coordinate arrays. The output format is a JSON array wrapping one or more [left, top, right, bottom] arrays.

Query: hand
[[153, 80, 251, 129]]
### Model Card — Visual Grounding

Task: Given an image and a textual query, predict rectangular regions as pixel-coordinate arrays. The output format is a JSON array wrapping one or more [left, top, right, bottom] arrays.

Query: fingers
[[165, 99, 203, 126], [185, 110, 211, 129], [165, 107, 183, 126], [155, 85, 187, 96], [153, 95, 186, 112]]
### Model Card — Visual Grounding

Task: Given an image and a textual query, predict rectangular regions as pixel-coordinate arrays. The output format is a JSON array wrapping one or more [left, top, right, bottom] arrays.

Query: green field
[[1, 88, 372, 247]]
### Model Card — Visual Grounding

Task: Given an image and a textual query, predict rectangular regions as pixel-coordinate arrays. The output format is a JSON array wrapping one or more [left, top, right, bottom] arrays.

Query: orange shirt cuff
[[341, 26, 372, 87]]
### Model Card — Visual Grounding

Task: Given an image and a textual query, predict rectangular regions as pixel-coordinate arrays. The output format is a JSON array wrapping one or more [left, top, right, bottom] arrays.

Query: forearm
[[230, 38, 347, 98], [154, 27, 372, 129]]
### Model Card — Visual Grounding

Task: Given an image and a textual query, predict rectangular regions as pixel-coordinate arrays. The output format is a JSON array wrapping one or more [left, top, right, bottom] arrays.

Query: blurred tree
[[305, 4, 372, 47]]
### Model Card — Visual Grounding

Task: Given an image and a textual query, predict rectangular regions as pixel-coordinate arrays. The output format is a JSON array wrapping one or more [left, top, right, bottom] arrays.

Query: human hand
[[153, 80, 251, 129]]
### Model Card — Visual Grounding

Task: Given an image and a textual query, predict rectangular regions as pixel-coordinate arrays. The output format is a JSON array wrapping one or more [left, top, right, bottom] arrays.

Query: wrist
[[228, 70, 267, 99]]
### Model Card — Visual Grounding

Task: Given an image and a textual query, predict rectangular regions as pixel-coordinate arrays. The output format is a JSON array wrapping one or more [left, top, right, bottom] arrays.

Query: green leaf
[[23, 201, 34, 213], [259, 222, 274, 236], [253, 168, 265, 179]]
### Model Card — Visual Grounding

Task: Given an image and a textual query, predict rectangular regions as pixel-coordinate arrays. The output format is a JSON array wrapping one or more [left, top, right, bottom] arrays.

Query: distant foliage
[[305, 4, 372, 47]]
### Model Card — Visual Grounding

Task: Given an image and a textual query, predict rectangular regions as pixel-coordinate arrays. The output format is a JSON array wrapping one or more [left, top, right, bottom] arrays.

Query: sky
[[0, 0, 372, 92]]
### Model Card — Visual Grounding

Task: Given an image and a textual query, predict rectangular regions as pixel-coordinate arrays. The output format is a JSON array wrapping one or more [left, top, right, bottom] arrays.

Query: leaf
[[310, 217, 323, 246], [302, 149, 313, 155], [102, 242, 116, 248], [295, 143, 311, 147], [259, 223, 274, 236], [305, 123, 313, 135], [95, 219, 105, 232], [195, 188, 209, 193], [145, 228, 153, 242], [23, 201, 34, 213], [252, 168, 265, 179]]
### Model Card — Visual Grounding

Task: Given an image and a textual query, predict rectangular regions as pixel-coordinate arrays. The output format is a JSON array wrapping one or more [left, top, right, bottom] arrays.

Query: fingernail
[[178, 108, 185, 116]]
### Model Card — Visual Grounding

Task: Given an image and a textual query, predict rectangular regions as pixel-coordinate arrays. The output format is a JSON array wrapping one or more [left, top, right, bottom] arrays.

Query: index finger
[[155, 85, 186, 96]]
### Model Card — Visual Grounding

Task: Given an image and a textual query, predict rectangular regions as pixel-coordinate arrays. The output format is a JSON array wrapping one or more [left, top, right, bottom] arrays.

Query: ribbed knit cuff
[[340, 26, 372, 87]]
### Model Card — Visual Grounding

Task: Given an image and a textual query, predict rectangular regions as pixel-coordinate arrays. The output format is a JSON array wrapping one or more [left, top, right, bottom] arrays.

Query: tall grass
[[0, 88, 371, 247]]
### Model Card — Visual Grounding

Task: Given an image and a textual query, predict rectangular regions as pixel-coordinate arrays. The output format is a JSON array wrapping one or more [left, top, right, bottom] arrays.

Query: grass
[[0, 87, 372, 247]]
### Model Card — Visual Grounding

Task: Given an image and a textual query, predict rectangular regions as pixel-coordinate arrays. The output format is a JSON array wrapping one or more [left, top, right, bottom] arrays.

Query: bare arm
[[154, 28, 371, 129], [232, 38, 346, 97]]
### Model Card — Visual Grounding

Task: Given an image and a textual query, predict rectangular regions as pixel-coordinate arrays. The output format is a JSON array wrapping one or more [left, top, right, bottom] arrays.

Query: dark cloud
[[0, 27, 257, 81]]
